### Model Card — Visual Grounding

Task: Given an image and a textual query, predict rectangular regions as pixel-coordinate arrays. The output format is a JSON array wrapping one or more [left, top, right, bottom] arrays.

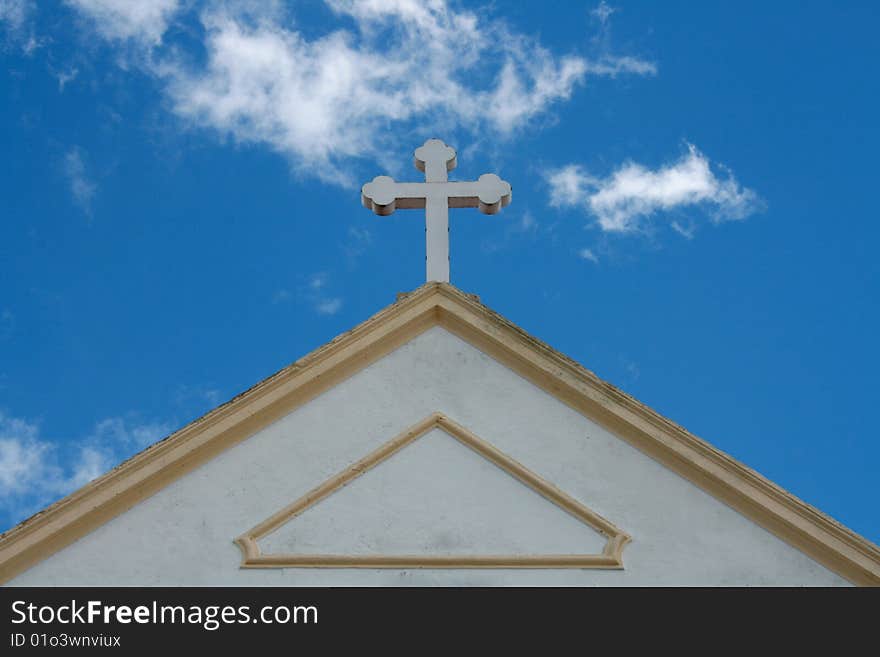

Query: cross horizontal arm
[[362, 175, 512, 216]]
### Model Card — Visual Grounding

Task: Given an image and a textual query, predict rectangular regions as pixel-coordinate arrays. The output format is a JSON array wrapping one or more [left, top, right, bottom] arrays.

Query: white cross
[[361, 139, 512, 283]]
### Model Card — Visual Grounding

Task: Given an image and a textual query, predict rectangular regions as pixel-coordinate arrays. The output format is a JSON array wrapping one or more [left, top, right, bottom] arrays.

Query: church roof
[[1, 282, 878, 585]]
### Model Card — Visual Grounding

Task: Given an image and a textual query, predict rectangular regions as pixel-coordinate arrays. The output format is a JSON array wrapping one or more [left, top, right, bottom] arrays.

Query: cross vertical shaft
[[425, 180, 450, 283], [417, 138, 455, 283]]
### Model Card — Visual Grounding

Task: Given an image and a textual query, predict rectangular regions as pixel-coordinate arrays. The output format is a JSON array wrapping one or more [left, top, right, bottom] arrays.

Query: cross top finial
[[361, 138, 512, 283], [414, 139, 457, 181]]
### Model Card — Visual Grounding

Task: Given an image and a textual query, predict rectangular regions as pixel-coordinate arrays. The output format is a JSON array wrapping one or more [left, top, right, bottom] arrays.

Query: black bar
[[1, 587, 874, 651]]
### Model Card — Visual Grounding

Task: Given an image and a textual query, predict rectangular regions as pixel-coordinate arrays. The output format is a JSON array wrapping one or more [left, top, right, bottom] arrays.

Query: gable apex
[[0, 282, 878, 585]]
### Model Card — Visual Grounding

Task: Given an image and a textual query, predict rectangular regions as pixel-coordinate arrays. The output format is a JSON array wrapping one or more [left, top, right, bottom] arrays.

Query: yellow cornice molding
[[0, 282, 878, 585], [235, 412, 630, 569]]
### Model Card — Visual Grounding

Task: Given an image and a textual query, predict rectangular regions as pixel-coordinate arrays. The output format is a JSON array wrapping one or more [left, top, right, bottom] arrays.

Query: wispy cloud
[[308, 273, 328, 291], [315, 298, 343, 316], [0, 0, 41, 53], [0, 411, 170, 530], [173, 383, 222, 416], [0, 309, 13, 339], [620, 356, 640, 383], [591, 1, 616, 26], [55, 66, 79, 92], [64, 0, 181, 45], [583, 56, 656, 77], [276, 273, 345, 316], [671, 220, 696, 240], [513, 211, 538, 234], [341, 225, 373, 262], [578, 248, 599, 264], [62, 147, 97, 215], [306, 273, 343, 316], [59, 0, 654, 186], [0, 0, 28, 33], [0, 413, 50, 500], [89, 416, 170, 450], [547, 144, 763, 235], [587, 2, 655, 77], [482, 209, 540, 253]]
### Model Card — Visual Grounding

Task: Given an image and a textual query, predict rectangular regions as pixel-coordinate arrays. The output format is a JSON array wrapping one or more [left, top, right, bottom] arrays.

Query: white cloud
[[55, 67, 79, 92], [0, 413, 55, 498], [547, 144, 762, 234], [151, 0, 653, 184], [482, 209, 540, 253], [276, 274, 343, 315], [0, 0, 41, 53], [0, 308, 13, 339], [17, 2, 657, 186], [65, 0, 180, 44], [173, 383, 222, 413], [583, 56, 657, 77], [671, 220, 695, 240], [547, 165, 596, 207], [308, 273, 328, 291], [315, 298, 343, 316], [0, 0, 28, 32], [578, 248, 599, 263], [67, 446, 112, 489], [303, 272, 344, 316], [516, 212, 537, 233], [621, 356, 640, 382], [89, 416, 169, 450], [591, 1, 616, 26], [0, 411, 170, 530], [342, 225, 373, 261], [62, 147, 97, 215], [272, 289, 292, 304]]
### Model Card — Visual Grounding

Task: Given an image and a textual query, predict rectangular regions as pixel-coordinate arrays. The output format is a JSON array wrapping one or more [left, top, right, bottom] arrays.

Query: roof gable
[[1, 282, 878, 585]]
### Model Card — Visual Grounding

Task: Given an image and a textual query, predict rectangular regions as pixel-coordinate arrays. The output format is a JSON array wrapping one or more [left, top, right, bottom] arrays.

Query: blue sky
[[1, 1, 878, 544]]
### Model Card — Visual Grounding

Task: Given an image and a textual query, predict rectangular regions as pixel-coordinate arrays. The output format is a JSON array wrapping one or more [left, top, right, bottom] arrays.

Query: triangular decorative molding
[[235, 413, 630, 569]]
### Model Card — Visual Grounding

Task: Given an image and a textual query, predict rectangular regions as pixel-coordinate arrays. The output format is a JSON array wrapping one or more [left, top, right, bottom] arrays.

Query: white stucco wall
[[8, 326, 848, 586]]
